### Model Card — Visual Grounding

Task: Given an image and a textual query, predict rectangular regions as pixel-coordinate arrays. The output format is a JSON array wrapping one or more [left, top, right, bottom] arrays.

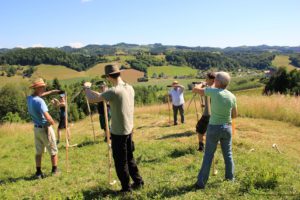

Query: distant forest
[[0, 43, 299, 75]]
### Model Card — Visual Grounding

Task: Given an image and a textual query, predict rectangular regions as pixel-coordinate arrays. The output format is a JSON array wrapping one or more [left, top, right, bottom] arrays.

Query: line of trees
[[0, 48, 107, 71], [0, 78, 165, 123], [290, 54, 300, 68]]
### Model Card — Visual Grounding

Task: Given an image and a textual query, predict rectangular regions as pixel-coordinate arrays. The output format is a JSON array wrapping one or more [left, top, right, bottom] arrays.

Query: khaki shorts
[[34, 126, 58, 156]]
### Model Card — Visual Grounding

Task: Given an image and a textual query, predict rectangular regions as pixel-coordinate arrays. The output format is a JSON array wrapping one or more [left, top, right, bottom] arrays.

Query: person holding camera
[[196, 72, 216, 151], [192, 72, 237, 189], [169, 81, 185, 125]]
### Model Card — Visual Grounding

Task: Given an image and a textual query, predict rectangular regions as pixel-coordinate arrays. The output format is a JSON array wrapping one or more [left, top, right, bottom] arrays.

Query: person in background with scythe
[[83, 64, 144, 193], [96, 81, 111, 142], [168, 81, 185, 125], [26, 78, 60, 179], [196, 72, 216, 152], [51, 91, 68, 144], [192, 72, 237, 189]]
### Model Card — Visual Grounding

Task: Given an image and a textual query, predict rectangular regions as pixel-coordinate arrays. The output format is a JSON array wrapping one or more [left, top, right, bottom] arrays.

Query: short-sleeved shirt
[[204, 88, 237, 125], [100, 83, 134, 135], [169, 88, 185, 106], [27, 95, 49, 126]]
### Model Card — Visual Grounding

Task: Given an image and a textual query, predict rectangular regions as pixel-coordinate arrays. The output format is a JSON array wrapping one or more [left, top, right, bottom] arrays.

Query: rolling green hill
[[272, 55, 297, 71]]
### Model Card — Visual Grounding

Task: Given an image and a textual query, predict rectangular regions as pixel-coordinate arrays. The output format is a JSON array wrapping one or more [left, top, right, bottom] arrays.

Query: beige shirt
[[85, 82, 134, 135]]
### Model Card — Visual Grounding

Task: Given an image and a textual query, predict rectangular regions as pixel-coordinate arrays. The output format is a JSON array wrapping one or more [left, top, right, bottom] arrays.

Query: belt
[[34, 125, 47, 128]]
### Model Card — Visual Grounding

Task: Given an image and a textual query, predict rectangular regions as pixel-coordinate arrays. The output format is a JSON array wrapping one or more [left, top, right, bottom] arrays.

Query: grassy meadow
[[148, 66, 198, 77], [272, 55, 297, 71], [1, 92, 300, 199]]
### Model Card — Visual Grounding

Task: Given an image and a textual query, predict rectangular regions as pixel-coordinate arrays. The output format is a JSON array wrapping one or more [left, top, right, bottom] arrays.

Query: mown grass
[[1, 94, 300, 199], [148, 66, 198, 77], [272, 55, 297, 71]]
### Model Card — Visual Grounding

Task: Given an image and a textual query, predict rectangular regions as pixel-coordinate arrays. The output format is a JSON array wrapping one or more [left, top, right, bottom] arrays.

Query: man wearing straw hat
[[84, 64, 144, 193], [27, 78, 59, 179], [168, 80, 185, 125]]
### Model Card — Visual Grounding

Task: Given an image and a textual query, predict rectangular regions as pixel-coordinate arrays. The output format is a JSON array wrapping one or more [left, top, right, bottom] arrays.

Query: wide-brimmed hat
[[30, 78, 46, 88], [172, 81, 179, 86], [96, 80, 107, 86], [101, 64, 122, 78]]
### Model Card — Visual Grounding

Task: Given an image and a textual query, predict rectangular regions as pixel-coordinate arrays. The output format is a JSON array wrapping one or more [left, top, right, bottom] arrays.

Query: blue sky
[[1, 0, 299, 48]]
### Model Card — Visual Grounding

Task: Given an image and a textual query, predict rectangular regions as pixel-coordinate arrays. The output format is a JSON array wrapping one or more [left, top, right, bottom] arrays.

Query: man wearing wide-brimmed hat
[[84, 64, 144, 193], [27, 78, 59, 179], [168, 80, 185, 125]]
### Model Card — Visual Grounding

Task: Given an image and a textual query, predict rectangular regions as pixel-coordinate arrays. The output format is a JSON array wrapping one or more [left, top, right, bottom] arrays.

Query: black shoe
[[56, 140, 60, 144], [195, 183, 205, 190], [174, 123, 178, 126], [118, 188, 132, 194], [35, 172, 44, 179], [131, 181, 144, 190], [51, 169, 61, 176], [198, 142, 204, 152]]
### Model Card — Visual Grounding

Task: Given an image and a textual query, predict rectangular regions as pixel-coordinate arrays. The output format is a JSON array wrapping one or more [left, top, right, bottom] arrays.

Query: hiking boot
[[35, 172, 45, 179], [198, 142, 204, 152], [131, 181, 144, 190]]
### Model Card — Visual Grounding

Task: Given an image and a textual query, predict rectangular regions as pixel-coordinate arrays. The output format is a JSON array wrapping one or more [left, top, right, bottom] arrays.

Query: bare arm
[[84, 88, 104, 103], [41, 89, 61, 97], [192, 84, 205, 96], [44, 111, 55, 126], [231, 105, 238, 118]]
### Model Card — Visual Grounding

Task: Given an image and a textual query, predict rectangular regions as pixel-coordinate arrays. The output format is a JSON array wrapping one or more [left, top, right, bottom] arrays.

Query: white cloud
[[81, 0, 93, 3], [69, 42, 84, 48], [32, 44, 44, 48], [15, 45, 26, 49]]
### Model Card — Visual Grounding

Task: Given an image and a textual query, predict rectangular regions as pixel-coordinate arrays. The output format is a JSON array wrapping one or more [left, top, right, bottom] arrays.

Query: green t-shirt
[[204, 88, 236, 125], [101, 83, 134, 135]]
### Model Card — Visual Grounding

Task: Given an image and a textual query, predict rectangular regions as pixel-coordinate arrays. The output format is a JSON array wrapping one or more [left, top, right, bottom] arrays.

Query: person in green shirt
[[84, 64, 144, 193], [192, 71, 238, 189]]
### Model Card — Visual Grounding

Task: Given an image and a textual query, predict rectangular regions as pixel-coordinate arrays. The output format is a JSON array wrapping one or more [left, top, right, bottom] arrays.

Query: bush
[[1, 112, 23, 123]]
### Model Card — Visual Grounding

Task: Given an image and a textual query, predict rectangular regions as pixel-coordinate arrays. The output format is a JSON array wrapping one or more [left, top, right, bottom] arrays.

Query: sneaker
[[198, 142, 204, 152], [131, 181, 144, 190], [35, 172, 44, 179]]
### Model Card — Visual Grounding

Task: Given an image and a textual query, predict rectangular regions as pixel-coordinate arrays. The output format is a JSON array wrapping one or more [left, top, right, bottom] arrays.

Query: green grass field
[[0, 94, 300, 199], [148, 65, 198, 77], [272, 55, 297, 71]]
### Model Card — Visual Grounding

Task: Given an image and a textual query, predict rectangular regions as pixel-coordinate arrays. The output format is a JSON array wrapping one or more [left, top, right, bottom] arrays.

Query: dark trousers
[[111, 133, 143, 190], [173, 104, 184, 124]]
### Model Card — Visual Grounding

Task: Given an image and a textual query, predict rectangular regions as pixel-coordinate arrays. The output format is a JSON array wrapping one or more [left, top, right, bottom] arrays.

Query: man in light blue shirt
[[27, 78, 59, 179], [169, 81, 185, 125]]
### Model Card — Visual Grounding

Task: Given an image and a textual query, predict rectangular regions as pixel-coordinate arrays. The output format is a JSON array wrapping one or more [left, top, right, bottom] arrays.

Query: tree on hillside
[[264, 67, 300, 95]]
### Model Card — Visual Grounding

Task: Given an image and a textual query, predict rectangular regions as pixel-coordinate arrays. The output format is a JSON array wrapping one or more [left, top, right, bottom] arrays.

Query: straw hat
[[172, 81, 179, 86], [30, 78, 46, 88]]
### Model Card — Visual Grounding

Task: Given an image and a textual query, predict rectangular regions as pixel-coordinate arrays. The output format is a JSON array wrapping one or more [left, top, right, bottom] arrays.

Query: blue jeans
[[197, 124, 234, 188]]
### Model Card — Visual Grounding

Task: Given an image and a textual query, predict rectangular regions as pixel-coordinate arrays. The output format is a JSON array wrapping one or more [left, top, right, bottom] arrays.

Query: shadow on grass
[[156, 130, 196, 140], [168, 146, 197, 158], [82, 187, 136, 200], [146, 184, 196, 199], [77, 140, 100, 148], [0, 175, 39, 185]]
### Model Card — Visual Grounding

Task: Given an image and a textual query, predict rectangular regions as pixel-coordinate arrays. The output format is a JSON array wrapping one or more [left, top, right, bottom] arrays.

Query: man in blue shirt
[[27, 78, 59, 179]]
